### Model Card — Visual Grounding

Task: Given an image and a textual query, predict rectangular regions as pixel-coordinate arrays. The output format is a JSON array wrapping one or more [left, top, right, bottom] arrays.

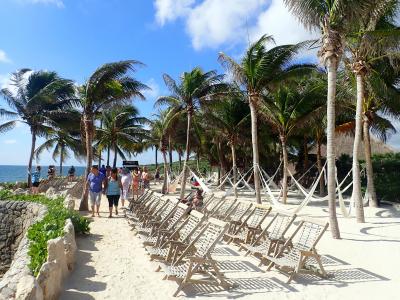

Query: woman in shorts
[[132, 169, 140, 199], [120, 168, 132, 207], [106, 168, 122, 218], [30, 166, 41, 194]]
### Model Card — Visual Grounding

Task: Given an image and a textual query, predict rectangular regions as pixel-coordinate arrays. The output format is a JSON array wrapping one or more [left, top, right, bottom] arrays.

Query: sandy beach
[[60, 187, 400, 300]]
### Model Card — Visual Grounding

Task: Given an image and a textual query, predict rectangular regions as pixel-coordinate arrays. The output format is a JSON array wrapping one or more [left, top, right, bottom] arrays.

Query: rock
[[45, 187, 56, 199], [47, 237, 68, 280], [63, 220, 76, 271], [13, 188, 25, 195], [36, 262, 61, 300], [15, 275, 43, 300], [63, 195, 75, 211]]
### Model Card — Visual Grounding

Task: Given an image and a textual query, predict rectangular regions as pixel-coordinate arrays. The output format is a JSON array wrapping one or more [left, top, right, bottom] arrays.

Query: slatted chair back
[[210, 198, 236, 219], [202, 193, 214, 205], [170, 210, 205, 244], [224, 200, 252, 223], [127, 189, 153, 211], [201, 196, 223, 215], [244, 204, 271, 229], [176, 218, 228, 263], [161, 203, 189, 232], [158, 198, 180, 222], [266, 212, 297, 240], [283, 219, 329, 264]]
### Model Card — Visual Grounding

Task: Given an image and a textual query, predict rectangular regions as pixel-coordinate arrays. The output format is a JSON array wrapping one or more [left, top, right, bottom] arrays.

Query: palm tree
[[205, 90, 250, 198], [219, 35, 314, 204], [155, 67, 225, 200], [344, 1, 400, 222], [260, 79, 325, 203], [283, 0, 375, 238], [151, 108, 179, 193], [35, 130, 84, 175], [96, 105, 148, 168], [0, 69, 75, 185], [78, 60, 149, 211]]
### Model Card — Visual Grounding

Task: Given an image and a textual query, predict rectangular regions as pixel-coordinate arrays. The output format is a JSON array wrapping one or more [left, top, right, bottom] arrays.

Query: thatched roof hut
[[309, 134, 397, 159]]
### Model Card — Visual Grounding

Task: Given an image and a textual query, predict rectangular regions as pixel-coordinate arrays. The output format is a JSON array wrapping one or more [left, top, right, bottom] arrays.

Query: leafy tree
[[156, 67, 225, 199], [78, 60, 148, 210], [0, 69, 75, 185], [219, 34, 314, 203]]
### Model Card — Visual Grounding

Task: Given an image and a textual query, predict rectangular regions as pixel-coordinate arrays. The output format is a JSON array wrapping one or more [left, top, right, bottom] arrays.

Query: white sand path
[[60, 190, 400, 300]]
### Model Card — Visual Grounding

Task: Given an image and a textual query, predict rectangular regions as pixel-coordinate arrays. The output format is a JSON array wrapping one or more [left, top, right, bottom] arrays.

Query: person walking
[[120, 167, 132, 207], [30, 166, 41, 194], [142, 167, 150, 190], [86, 165, 107, 217], [132, 169, 140, 200], [106, 168, 123, 218], [155, 167, 160, 183], [68, 166, 75, 182]]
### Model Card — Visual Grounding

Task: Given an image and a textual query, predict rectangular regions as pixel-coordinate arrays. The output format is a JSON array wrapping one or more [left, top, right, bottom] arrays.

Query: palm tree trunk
[[352, 73, 365, 223], [303, 135, 309, 173], [179, 107, 193, 200], [280, 134, 288, 204], [168, 136, 173, 171], [363, 119, 378, 207], [317, 137, 325, 196], [27, 128, 37, 186], [231, 143, 238, 199], [162, 149, 168, 194], [98, 119, 103, 167], [113, 143, 118, 168], [79, 114, 93, 211], [249, 95, 262, 204], [326, 59, 341, 238], [107, 146, 110, 166], [59, 144, 64, 176], [155, 146, 158, 168], [178, 152, 182, 171], [217, 141, 225, 191]]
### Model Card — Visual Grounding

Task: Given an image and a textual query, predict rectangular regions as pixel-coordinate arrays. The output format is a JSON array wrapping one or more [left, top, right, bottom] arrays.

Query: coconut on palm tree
[[219, 35, 315, 204], [0, 69, 75, 185], [155, 67, 225, 200], [78, 60, 149, 211]]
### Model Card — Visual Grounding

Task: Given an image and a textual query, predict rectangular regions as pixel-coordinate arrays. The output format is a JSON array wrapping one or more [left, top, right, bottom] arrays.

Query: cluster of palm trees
[[150, 0, 400, 238], [0, 0, 398, 238], [0, 61, 150, 210]]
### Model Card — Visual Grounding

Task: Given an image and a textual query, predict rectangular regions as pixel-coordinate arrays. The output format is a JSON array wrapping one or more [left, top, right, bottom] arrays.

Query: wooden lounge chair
[[222, 200, 253, 236], [145, 210, 205, 262], [141, 202, 189, 246], [128, 196, 167, 228], [123, 189, 153, 216], [266, 218, 329, 283], [158, 218, 232, 297], [200, 196, 224, 216], [136, 198, 180, 236], [209, 198, 237, 219], [225, 204, 271, 246], [242, 211, 297, 266]]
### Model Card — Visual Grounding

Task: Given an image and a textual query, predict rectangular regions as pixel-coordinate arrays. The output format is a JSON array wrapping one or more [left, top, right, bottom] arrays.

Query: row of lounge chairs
[[123, 189, 329, 296]]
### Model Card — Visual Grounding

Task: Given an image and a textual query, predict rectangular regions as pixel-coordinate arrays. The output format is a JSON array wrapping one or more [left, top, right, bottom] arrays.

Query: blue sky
[[0, 0, 399, 167]]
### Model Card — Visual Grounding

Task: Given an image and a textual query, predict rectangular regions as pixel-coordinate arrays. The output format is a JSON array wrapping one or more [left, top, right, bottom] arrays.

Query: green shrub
[[0, 192, 90, 276]]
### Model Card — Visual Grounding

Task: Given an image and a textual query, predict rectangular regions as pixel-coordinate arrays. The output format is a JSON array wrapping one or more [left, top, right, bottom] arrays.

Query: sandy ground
[[60, 185, 400, 300]]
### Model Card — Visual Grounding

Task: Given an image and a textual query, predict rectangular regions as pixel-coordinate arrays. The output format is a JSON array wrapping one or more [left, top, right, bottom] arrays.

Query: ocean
[[0, 165, 87, 183]]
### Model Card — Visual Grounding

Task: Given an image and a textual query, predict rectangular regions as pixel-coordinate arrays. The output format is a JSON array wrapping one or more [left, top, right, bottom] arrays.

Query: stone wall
[[0, 200, 77, 300], [0, 201, 47, 299]]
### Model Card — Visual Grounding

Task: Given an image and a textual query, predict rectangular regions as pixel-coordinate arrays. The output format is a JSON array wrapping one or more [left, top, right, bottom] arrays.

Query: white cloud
[[154, 0, 195, 25], [0, 50, 11, 64], [4, 139, 17, 145], [16, 0, 64, 8], [143, 78, 161, 100], [0, 73, 11, 89], [154, 0, 318, 52]]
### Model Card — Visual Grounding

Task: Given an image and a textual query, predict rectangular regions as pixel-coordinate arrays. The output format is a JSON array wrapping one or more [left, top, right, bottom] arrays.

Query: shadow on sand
[[60, 233, 106, 299]]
